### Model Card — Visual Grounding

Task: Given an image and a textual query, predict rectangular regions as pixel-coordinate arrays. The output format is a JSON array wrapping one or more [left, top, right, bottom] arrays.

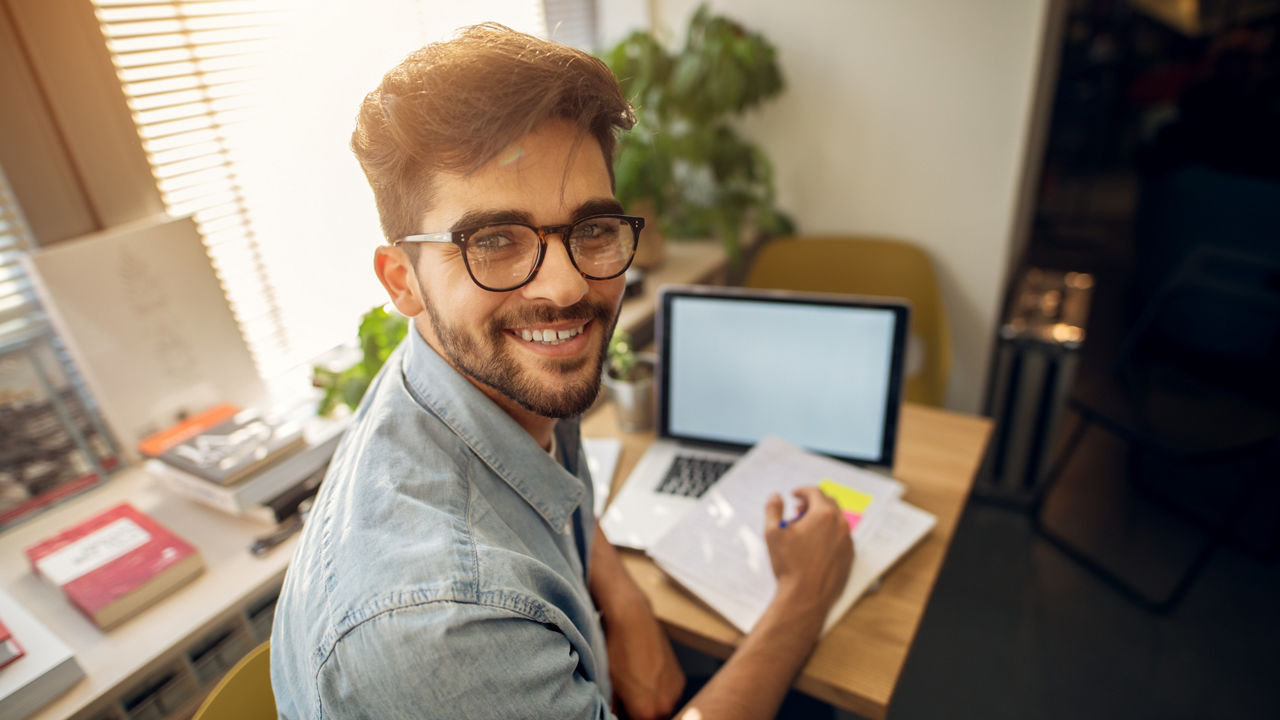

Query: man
[[271, 24, 853, 720]]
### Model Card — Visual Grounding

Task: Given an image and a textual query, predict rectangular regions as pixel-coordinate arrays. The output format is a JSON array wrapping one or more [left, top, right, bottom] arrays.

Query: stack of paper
[[583, 437, 622, 517], [648, 436, 936, 634]]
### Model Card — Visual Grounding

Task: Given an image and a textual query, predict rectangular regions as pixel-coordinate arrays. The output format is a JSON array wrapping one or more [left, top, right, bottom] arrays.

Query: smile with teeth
[[517, 323, 587, 345]]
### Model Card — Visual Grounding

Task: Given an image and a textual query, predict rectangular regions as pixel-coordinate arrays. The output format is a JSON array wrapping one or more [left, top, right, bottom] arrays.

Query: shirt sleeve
[[312, 599, 616, 720]]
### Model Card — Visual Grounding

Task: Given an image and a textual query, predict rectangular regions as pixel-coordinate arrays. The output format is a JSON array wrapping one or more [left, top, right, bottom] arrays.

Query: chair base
[[1029, 412, 1275, 614]]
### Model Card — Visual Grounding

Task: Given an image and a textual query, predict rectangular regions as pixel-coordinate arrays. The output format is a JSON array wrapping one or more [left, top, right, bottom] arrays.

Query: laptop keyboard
[[656, 455, 734, 498]]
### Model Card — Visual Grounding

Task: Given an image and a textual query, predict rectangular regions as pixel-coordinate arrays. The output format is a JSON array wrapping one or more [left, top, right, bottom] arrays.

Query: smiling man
[[270, 24, 854, 720]]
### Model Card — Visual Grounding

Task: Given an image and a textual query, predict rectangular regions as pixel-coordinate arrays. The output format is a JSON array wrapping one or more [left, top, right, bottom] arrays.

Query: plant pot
[[602, 353, 657, 432]]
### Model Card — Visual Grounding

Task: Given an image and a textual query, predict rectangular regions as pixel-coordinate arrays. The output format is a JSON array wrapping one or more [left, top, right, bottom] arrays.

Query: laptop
[[601, 284, 911, 551]]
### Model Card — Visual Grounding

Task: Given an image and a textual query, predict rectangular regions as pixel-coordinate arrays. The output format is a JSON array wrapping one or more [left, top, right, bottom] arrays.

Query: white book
[[647, 436, 935, 634], [148, 416, 347, 519], [0, 587, 84, 720]]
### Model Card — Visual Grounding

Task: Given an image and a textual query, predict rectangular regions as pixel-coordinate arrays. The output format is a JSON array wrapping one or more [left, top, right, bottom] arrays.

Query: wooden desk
[[582, 402, 991, 720]]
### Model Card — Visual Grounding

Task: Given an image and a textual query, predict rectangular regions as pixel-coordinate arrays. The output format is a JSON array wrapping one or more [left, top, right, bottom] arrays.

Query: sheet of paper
[[654, 499, 935, 634], [583, 437, 621, 517], [648, 436, 934, 635]]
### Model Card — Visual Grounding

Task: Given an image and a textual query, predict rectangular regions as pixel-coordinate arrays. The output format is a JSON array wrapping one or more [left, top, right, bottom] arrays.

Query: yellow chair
[[192, 641, 276, 720], [744, 235, 952, 407]]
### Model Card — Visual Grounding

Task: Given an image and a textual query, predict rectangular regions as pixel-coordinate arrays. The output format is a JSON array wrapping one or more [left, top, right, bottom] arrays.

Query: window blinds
[[0, 165, 39, 343], [91, 0, 293, 377], [544, 0, 597, 50]]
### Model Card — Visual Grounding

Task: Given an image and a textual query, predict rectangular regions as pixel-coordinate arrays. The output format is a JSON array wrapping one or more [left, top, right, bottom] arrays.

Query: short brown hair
[[352, 23, 635, 242]]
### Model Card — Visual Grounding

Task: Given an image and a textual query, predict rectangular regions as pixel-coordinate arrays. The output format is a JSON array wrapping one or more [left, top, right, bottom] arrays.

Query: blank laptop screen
[[661, 291, 907, 465]]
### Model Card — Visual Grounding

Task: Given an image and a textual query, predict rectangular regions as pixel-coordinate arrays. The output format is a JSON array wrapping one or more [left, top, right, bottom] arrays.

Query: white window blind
[[0, 165, 39, 343], [91, 0, 297, 378], [544, 0, 597, 50], [91, 0, 581, 382]]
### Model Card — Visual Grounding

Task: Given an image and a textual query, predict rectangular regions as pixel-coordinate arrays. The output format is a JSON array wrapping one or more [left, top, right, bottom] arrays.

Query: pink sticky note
[[843, 510, 862, 531]]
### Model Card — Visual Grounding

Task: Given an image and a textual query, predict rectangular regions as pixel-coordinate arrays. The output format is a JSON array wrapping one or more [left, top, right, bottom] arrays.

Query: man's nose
[[520, 237, 588, 306]]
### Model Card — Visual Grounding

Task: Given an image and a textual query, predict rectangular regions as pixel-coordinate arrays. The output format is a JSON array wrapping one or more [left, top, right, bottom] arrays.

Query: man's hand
[[590, 524, 685, 720], [763, 487, 855, 619], [661, 487, 856, 720]]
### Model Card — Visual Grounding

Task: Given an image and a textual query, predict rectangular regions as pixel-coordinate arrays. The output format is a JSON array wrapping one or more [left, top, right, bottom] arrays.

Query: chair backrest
[[192, 641, 276, 720], [744, 235, 952, 407]]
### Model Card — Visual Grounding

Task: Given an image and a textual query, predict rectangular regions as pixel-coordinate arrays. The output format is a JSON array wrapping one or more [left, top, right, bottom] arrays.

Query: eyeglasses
[[394, 214, 644, 292]]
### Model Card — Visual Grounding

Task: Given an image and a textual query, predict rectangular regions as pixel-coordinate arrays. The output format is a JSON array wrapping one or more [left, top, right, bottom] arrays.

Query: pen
[[778, 510, 805, 529]]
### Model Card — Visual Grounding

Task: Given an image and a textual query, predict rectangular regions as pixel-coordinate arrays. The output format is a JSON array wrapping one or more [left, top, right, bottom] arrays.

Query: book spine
[[150, 462, 244, 515], [244, 462, 327, 524]]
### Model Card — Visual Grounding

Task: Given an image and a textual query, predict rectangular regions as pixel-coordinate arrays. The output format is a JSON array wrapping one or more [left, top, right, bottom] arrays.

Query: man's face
[[407, 120, 626, 419]]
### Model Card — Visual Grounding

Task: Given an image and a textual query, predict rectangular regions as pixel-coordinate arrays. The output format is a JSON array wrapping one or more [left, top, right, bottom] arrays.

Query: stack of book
[[139, 404, 346, 524]]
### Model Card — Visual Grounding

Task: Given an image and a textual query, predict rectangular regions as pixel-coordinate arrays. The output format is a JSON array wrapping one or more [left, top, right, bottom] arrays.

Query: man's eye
[[470, 230, 517, 251], [571, 219, 617, 241]]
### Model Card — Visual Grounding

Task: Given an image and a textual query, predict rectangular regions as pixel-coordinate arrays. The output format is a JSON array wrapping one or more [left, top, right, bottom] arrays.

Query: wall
[[652, 0, 1051, 412]]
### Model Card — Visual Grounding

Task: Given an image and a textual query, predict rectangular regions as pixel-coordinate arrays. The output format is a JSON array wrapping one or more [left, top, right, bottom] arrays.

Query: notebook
[[648, 436, 936, 634], [601, 284, 910, 550]]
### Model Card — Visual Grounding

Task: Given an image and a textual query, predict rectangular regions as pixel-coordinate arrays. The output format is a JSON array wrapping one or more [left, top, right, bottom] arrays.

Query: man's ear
[[374, 245, 425, 317]]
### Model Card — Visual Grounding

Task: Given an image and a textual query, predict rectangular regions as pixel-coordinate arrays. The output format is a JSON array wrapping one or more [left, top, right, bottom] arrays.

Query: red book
[[24, 503, 205, 630], [0, 618, 24, 669]]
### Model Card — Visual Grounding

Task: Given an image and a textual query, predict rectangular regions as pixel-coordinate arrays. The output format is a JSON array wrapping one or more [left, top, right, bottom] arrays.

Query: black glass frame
[[395, 214, 644, 292]]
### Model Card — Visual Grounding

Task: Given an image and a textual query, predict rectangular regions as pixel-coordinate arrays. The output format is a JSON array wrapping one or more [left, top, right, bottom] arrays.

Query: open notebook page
[[648, 436, 934, 634]]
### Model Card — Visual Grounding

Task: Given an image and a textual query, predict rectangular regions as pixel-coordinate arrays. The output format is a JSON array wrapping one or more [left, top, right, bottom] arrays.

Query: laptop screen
[[657, 286, 909, 467]]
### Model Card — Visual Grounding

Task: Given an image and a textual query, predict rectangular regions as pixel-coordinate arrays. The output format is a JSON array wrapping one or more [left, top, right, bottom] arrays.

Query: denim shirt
[[271, 327, 612, 719]]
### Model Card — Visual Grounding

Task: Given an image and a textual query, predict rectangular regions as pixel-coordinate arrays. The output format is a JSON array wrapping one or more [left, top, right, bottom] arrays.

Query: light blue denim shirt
[[271, 327, 612, 719]]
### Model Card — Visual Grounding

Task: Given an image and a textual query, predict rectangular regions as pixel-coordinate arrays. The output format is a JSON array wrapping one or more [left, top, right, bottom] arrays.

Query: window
[[91, 0, 595, 382]]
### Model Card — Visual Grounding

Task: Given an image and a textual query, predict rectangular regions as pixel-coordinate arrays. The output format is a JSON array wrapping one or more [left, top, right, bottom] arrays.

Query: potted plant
[[602, 329, 656, 431], [602, 3, 795, 265], [312, 305, 408, 415]]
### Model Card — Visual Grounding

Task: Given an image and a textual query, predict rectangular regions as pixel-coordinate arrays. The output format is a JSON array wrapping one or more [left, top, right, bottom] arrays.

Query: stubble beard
[[423, 293, 616, 419]]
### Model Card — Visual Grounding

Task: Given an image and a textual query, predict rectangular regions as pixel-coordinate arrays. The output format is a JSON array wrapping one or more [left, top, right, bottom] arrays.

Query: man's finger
[[792, 485, 836, 509], [789, 487, 812, 515], [764, 492, 783, 528]]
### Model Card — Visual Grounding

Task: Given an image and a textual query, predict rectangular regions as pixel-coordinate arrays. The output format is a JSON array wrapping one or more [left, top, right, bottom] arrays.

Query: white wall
[[652, 0, 1050, 413]]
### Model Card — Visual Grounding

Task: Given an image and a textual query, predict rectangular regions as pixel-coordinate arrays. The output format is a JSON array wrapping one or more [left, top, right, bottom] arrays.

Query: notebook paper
[[647, 436, 934, 634]]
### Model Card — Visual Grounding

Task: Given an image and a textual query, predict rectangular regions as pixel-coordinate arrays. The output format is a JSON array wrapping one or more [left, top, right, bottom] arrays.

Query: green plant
[[607, 329, 637, 380], [313, 305, 409, 415], [607, 329, 652, 382], [603, 4, 795, 261]]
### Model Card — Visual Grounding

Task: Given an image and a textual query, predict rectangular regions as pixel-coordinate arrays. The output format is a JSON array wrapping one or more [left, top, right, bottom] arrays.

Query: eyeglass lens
[[464, 217, 637, 290]]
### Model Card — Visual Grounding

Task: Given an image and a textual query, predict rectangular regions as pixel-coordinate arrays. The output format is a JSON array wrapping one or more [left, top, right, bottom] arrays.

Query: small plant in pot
[[602, 329, 656, 432]]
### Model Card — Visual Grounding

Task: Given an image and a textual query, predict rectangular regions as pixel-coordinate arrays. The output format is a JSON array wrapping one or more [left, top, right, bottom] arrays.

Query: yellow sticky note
[[818, 479, 872, 514]]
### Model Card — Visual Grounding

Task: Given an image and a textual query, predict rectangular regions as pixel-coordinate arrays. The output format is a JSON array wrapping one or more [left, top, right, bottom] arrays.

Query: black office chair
[[1031, 245, 1280, 613]]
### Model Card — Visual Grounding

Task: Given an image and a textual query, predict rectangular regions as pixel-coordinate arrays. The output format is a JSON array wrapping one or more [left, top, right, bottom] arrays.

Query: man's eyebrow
[[448, 198, 625, 232], [449, 209, 535, 232], [572, 198, 625, 220]]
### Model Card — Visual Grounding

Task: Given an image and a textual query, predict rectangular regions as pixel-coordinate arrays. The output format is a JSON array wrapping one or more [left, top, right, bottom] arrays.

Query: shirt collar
[[400, 326, 585, 533]]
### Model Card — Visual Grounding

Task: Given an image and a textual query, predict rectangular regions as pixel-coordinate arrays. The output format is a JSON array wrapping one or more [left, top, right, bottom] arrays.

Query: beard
[[422, 291, 616, 419]]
